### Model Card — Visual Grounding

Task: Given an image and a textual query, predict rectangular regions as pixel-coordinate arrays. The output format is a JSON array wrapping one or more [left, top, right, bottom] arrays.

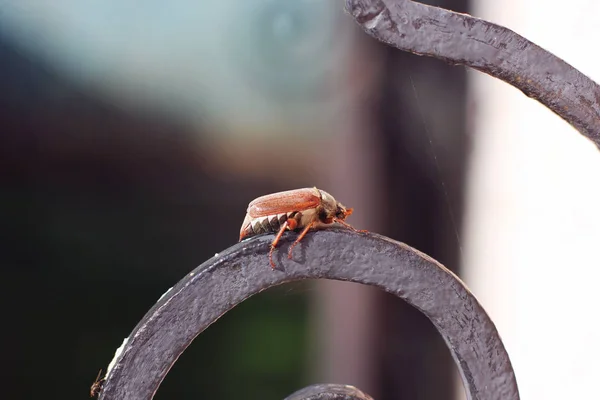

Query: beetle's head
[[335, 203, 353, 220], [317, 189, 353, 223]]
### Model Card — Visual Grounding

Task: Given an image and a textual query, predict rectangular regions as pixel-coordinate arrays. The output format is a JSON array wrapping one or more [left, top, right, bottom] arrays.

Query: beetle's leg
[[286, 218, 298, 231], [269, 218, 298, 269], [334, 218, 368, 233], [288, 221, 314, 260]]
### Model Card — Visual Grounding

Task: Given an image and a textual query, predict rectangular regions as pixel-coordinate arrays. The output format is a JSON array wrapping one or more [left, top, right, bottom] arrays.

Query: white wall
[[463, 1, 600, 399]]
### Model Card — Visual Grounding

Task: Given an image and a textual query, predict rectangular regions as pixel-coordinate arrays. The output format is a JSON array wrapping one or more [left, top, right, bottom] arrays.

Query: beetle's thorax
[[317, 190, 336, 218]]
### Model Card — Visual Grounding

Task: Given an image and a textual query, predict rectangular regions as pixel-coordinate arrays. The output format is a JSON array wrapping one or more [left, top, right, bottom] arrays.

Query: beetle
[[90, 369, 105, 398], [239, 187, 365, 268]]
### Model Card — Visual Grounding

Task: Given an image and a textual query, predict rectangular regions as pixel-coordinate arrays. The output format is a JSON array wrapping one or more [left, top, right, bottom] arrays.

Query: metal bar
[[97, 229, 519, 400], [345, 0, 600, 149], [284, 383, 374, 400]]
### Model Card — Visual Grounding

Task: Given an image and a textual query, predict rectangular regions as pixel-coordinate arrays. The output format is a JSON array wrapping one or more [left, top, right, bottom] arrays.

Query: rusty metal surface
[[98, 229, 518, 400], [345, 0, 600, 149]]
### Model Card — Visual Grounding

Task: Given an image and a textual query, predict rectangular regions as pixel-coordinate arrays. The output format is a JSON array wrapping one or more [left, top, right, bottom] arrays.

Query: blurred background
[[0, 0, 598, 399]]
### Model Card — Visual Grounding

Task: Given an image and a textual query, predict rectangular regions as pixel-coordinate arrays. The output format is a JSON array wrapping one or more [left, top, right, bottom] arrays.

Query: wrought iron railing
[[94, 1, 600, 399]]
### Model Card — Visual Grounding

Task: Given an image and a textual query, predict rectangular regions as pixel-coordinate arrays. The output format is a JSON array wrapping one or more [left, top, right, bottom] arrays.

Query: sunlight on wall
[[463, 1, 600, 399]]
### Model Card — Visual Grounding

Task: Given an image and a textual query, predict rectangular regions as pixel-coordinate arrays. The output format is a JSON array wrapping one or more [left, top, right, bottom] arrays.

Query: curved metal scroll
[[345, 0, 600, 149], [98, 229, 519, 400]]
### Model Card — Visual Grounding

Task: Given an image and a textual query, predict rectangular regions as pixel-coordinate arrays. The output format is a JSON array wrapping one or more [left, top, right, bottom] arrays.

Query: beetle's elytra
[[239, 187, 365, 268]]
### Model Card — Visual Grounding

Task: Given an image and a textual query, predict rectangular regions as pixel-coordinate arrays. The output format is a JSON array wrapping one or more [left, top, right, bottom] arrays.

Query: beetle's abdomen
[[241, 211, 300, 239]]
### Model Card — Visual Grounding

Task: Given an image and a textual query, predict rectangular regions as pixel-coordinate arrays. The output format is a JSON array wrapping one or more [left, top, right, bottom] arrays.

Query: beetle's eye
[[319, 209, 328, 220]]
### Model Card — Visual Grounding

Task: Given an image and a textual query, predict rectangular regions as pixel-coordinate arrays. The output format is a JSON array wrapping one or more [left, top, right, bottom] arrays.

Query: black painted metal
[[345, 0, 600, 149], [98, 229, 518, 400], [284, 383, 374, 400]]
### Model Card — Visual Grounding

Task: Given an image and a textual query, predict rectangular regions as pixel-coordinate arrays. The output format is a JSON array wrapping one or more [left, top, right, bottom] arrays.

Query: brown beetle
[[90, 369, 105, 398], [239, 187, 364, 268]]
